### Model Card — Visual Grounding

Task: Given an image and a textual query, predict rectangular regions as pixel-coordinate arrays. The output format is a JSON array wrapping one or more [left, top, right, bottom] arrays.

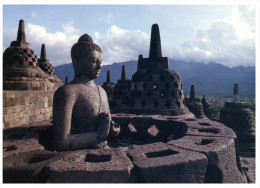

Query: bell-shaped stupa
[[3, 20, 55, 91], [128, 24, 191, 116]]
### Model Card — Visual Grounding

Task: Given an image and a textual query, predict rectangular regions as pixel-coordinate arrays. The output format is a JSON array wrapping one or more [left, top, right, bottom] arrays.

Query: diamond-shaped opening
[[160, 90, 165, 98], [128, 123, 137, 133], [146, 150, 179, 158], [175, 82, 178, 89], [147, 125, 159, 137], [179, 91, 182, 97], [176, 100, 181, 107], [85, 154, 111, 163], [153, 83, 158, 90]]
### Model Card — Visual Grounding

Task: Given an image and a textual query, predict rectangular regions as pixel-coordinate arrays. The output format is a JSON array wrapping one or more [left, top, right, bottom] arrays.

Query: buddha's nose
[[96, 63, 101, 69]]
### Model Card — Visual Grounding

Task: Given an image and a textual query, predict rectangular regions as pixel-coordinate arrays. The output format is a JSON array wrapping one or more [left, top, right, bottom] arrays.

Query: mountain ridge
[[54, 60, 255, 97]]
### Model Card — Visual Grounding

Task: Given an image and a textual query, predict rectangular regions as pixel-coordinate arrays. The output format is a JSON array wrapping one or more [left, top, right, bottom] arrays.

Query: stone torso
[[65, 83, 109, 134]]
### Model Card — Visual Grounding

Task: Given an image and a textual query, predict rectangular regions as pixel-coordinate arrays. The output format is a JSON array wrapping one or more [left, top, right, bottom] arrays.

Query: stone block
[[3, 106, 14, 114], [4, 98, 12, 107], [4, 113, 14, 121], [47, 148, 134, 183], [19, 97, 26, 105], [168, 135, 247, 183], [11, 98, 19, 106], [5, 92, 15, 98], [3, 150, 65, 183], [127, 142, 208, 183]]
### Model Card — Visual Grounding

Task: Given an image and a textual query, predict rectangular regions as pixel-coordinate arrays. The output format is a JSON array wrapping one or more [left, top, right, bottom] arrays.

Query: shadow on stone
[[204, 163, 223, 183]]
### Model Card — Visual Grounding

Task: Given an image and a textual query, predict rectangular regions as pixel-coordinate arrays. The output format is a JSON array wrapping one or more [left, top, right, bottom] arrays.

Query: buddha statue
[[53, 34, 119, 151]]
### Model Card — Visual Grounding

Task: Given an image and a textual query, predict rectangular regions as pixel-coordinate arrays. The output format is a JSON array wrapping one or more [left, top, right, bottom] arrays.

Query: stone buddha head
[[71, 34, 102, 80]]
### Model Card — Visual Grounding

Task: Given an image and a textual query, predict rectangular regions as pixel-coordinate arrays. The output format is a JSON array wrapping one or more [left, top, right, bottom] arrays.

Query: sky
[[2, 2, 257, 67]]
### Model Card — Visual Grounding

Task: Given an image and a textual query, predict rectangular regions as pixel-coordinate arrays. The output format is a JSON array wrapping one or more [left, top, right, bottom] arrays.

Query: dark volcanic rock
[[3, 150, 64, 183], [47, 148, 134, 183], [168, 135, 247, 183], [127, 142, 208, 183]]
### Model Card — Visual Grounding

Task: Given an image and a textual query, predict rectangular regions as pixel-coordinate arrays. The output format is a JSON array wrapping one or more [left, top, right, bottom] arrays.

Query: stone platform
[[2, 116, 255, 183]]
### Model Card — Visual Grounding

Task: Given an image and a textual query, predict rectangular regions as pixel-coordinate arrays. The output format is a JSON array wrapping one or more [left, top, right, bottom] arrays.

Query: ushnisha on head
[[71, 34, 102, 79]]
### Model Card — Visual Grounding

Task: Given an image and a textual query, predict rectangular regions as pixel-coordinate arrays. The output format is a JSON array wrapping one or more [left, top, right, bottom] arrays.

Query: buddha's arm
[[53, 87, 105, 151]]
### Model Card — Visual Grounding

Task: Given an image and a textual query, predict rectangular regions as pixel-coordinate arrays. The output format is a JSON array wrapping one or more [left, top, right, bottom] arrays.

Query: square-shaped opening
[[146, 149, 179, 158], [28, 154, 56, 164], [84, 154, 112, 163]]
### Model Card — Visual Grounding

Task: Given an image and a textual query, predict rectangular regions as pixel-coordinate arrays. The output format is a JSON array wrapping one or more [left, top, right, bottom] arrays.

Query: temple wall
[[3, 90, 54, 129]]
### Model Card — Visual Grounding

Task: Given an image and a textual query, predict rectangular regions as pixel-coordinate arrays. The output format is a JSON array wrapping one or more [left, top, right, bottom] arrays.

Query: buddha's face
[[75, 50, 102, 79]]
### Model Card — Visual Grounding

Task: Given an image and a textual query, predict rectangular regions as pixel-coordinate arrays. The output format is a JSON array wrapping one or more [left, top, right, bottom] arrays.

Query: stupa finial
[[149, 24, 162, 59], [107, 70, 111, 82], [17, 19, 26, 42], [121, 65, 127, 80], [190, 85, 195, 99], [233, 84, 240, 102], [40, 44, 47, 60]]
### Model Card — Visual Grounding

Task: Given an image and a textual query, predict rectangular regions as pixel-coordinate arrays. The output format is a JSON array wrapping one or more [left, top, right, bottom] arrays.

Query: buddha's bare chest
[[73, 86, 101, 116]]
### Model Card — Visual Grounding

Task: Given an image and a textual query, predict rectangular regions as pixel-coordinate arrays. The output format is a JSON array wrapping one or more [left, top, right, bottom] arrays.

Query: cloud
[[3, 5, 255, 68], [94, 25, 150, 65], [174, 5, 255, 67], [3, 22, 80, 66]]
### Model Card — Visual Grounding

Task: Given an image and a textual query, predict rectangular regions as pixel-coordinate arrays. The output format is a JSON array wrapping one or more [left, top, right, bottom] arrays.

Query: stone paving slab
[[168, 135, 247, 183], [3, 139, 45, 157], [47, 148, 134, 183], [3, 150, 64, 183], [127, 142, 208, 183]]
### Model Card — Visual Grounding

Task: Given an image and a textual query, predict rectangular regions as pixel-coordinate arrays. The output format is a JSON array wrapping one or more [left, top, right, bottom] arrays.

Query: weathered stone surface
[[168, 135, 247, 183], [3, 139, 44, 157], [184, 118, 237, 138], [3, 150, 64, 183], [47, 148, 133, 183], [127, 142, 208, 183], [152, 116, 188, 140]]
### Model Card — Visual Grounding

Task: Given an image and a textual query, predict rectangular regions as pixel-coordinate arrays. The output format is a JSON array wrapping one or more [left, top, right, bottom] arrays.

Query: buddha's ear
[[72, 57, 80, 76]]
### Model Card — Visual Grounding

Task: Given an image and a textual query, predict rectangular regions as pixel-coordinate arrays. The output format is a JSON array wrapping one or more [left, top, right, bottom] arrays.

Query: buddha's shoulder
[[54, 84, 79, 96], [96, 84, 107, 95]]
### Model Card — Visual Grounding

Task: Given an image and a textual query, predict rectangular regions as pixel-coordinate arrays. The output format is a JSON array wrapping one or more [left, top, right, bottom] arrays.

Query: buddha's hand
[[97, 113, 110, 140], [109, 121, 120, 138]]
